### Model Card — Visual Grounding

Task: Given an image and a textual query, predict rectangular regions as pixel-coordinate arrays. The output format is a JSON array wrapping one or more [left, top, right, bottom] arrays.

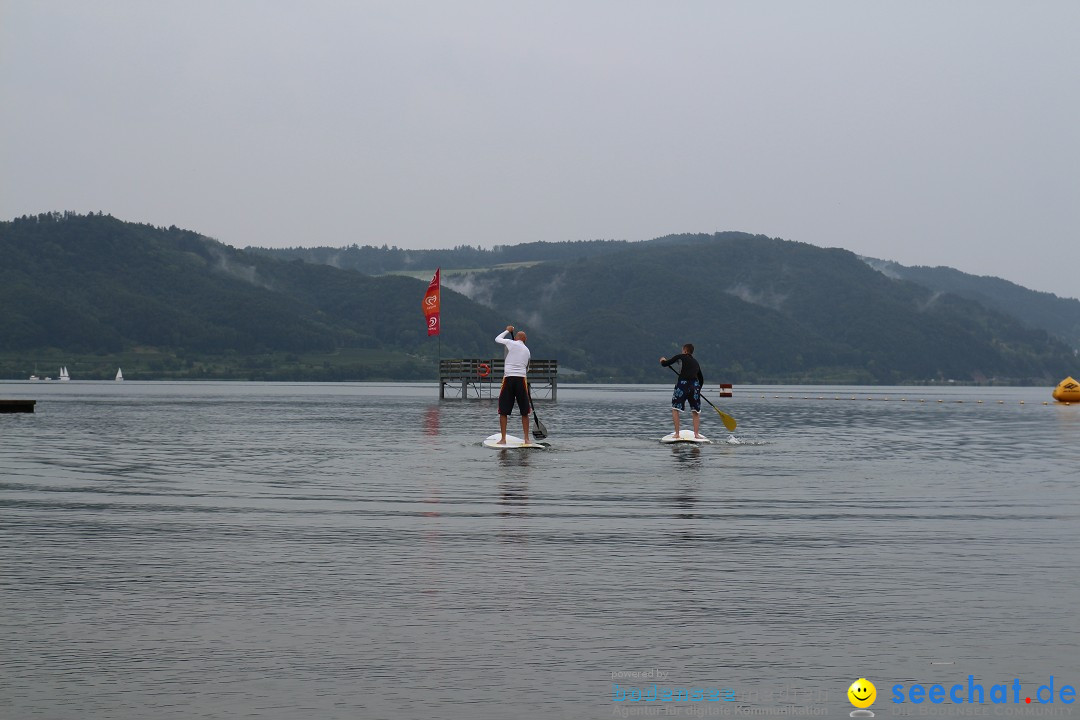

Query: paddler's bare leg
[[522, 413, 530, 443], [693, 410, 701, 438], [671, 408, 680, 436], [499, 414, 508, 444]]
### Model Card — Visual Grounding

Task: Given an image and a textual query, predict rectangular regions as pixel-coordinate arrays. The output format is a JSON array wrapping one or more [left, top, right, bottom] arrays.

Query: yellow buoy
[[1052, 376, 1080, 403]]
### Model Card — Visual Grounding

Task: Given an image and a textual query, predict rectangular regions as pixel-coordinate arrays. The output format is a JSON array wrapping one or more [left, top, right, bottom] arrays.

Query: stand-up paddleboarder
[[495, 325, 531, 444], [660, 344, 704, 439]]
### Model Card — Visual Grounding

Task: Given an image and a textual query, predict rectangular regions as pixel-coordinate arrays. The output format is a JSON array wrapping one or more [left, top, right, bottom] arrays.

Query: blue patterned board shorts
[[671, 379, 701, 412]]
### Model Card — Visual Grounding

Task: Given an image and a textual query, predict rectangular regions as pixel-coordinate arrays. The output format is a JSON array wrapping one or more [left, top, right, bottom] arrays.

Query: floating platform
[[0, 399, 36, 413], [439, 359, 557, 400]]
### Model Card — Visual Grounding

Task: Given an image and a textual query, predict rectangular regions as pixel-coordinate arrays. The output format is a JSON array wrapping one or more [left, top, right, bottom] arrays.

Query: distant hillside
[[0, 212, 546, 380], [247, 239, 631, 275], [445, 234, 1076, 384], [2, 214, 1074, 383], [257, 236, 1080, 354], [864, 258, 1080, 350]]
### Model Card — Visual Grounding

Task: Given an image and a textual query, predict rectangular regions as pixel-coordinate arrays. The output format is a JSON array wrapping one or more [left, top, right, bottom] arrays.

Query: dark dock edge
[[0, 399, 37, 413]]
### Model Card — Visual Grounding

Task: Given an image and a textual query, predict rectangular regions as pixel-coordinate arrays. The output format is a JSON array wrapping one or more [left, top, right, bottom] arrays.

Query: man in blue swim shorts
[[660, 343, 704, 439]]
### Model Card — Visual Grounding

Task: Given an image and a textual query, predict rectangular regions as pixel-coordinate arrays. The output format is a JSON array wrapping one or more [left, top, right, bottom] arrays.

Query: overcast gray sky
[[2, 0, 1077, 298]]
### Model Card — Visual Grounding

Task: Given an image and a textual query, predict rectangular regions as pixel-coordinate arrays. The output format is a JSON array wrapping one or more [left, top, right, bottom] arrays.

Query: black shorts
[[498, 376, 531, 416]]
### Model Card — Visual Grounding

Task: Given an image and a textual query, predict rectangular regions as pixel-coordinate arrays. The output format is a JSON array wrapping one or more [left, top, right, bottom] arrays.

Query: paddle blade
[[716, 408, 737, 431], [532, 415, 549, 439]]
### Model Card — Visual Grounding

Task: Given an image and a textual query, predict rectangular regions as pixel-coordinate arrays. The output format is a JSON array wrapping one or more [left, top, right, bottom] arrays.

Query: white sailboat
[[115, 368, 124, 381], [59, 367, 70, 381]]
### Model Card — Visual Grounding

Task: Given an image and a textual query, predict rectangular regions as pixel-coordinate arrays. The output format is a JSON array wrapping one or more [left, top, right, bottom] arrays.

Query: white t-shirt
[[495, 331, 531, 377]]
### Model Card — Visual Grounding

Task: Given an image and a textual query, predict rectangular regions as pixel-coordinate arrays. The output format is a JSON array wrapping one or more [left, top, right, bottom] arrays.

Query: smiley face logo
[[848, 678, 876, 709]]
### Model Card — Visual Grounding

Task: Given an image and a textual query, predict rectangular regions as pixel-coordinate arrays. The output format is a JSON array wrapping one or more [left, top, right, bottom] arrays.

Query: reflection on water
[[671, 478, 701, 520], [496, 448, 534, 468], [498, 481, 530, 518], [669, 443, 703, 470], [0, 382, 1078, 720], [423, 404, 440, 436]]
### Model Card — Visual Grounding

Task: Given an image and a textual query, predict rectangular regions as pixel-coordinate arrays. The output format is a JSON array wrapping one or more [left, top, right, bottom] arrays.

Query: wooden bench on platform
[[439, 359, 558, 400]]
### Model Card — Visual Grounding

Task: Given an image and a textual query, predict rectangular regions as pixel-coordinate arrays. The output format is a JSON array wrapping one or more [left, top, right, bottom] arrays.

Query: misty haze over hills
[[2, 213, 1076, 383]]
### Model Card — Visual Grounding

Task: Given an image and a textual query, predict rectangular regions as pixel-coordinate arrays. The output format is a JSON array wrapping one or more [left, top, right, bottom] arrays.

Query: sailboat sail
[[115, 368, 123, 381]]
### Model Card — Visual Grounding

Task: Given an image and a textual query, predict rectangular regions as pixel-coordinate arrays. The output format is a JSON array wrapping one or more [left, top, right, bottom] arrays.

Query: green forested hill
[[864, 258, 1080, 351], [443, 235, 1075, 384], [245, 238, 631, 275], [0, 212, 538, 380], [255, 233, 1080, 354], [1, 213, 1074, 383]]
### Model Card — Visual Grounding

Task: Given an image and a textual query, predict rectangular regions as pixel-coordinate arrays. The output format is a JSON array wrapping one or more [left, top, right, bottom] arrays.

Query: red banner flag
[[422, 268, 441, 336]]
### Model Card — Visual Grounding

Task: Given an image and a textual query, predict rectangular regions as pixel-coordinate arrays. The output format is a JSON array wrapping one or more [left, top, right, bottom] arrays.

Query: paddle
[[525, 377, 548, 440], [666, 364, 737, 432]]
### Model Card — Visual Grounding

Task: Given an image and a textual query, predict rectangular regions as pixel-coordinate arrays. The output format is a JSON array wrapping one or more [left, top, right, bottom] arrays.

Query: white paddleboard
[[660, 430, 711, 444], [483, 433, 547, 449]]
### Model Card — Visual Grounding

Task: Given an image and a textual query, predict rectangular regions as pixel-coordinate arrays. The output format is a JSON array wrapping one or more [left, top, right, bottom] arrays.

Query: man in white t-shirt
[[495, 325, 532, 444]]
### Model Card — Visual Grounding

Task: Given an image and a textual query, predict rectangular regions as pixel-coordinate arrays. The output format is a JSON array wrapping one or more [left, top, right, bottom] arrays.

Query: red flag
[[422, 268, 441, 336]]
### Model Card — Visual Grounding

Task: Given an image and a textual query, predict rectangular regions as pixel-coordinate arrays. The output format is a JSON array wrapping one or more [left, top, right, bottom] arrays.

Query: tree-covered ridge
[[256, 233, 1080, 354], [447, 234, 1075, 384], [0, 212, 554, 379], [246, 238, 632, 275], [864, 258, 1080, 350], [1, 213, 1074, 383]]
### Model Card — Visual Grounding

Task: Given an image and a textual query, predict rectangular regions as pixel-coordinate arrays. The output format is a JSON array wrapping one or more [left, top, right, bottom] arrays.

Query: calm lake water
[[1, 381, 1078, 720]]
